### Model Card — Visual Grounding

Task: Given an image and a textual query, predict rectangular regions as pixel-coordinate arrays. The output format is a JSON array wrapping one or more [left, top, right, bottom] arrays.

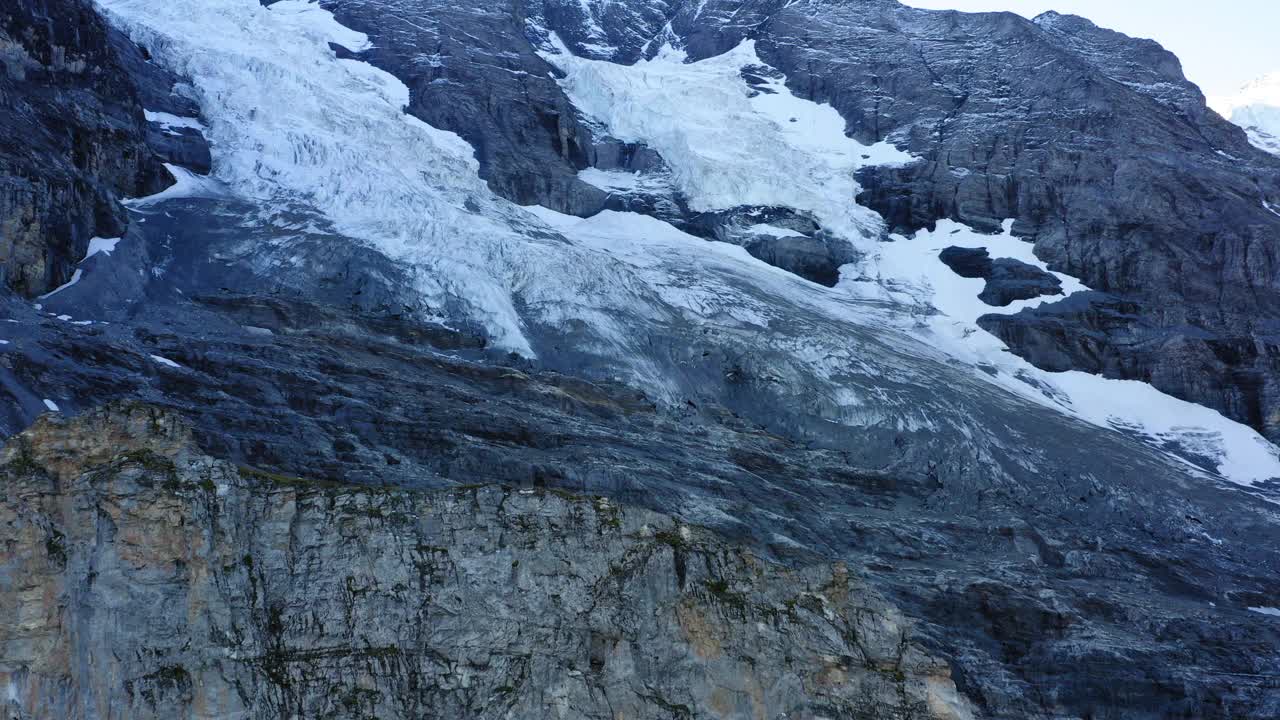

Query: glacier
[[541, 35, 1280, 484], [89, 0, 1280, 486], [1213, 72, 1280, 157]]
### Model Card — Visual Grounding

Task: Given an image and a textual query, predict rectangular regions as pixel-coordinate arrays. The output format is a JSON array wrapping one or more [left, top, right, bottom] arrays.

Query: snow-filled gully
[[87, 0, 1280, 485]]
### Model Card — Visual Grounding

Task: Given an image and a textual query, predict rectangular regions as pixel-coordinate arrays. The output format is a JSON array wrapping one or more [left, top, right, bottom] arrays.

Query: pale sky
[[900, 0, 1278, 98]]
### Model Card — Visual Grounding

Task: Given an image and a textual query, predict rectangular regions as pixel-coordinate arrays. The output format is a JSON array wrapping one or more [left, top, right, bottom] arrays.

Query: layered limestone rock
[[0, 403, 974, 720]]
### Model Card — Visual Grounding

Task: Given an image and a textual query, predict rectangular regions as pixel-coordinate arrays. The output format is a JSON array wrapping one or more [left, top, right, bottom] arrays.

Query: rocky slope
[[0, 0, 179, 297], [0, 403, 975, 720]]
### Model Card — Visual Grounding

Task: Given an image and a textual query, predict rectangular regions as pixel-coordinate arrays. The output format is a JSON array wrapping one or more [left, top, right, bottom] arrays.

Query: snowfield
[[1212, 72, 1280, 157], [92, 0, 1280, 485]]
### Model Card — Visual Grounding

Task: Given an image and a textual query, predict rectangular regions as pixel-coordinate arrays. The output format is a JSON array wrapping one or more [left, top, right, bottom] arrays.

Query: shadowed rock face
[[0, 0, 174, 297], [0, 403, 974, 720], [939, 247, 1063, 307]]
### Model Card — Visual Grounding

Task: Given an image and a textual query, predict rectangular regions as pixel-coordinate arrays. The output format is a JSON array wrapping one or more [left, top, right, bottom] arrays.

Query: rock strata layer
[[0, 403, 973, 720]]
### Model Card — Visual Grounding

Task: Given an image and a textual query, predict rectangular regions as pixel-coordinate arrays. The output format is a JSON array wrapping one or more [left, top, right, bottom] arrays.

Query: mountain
[[2, 0, 1280, 718], [1214, 72, 1280, 157]]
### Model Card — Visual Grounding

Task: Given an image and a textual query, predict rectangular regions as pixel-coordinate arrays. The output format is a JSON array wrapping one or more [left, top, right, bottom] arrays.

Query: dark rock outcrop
[[939, 246, 994, 279], [743, 229, 853, 286], [0, 0, 173, 297], [939, 246, 1063, 306]]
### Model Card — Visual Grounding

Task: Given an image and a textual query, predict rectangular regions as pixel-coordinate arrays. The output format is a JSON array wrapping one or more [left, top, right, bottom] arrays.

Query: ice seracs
[[542, 36, 914, 244], [96, 0, 649, 356]]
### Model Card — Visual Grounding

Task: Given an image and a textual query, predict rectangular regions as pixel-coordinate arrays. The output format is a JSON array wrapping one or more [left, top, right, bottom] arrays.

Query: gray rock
[[939, 247, 1063, 306], [0, 0, 173, 297], [0, 403, 975, 720]]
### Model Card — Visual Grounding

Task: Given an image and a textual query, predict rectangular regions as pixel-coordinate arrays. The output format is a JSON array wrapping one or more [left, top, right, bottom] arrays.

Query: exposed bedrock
[[0, 0, 180, 297], [0, 403, 974, 720], [939, 247, 1063, 306]]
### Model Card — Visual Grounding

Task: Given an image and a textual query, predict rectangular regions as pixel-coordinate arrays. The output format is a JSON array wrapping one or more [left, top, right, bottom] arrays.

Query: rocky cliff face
[[0, 0, 175, 297], [0, 403, 974, 720]]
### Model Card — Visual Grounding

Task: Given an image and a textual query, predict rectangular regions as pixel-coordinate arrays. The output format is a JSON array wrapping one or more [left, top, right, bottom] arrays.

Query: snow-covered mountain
[[1214, 72, 1280, 156], [4, 1, 1280, 718]]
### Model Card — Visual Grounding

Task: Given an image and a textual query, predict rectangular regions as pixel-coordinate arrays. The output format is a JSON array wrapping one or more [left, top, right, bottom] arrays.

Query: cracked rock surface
[[0, 403, 974, 720]]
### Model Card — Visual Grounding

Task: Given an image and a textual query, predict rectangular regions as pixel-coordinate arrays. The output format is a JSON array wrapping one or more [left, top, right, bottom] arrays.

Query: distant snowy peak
[[1212, 72, 1280, 156]]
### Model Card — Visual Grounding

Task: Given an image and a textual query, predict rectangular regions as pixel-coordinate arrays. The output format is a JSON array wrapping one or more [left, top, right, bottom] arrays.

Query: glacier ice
[[91, 0, 1280, 485], [541, 35, 1280, 483], [1212, 72, 1280, 157]]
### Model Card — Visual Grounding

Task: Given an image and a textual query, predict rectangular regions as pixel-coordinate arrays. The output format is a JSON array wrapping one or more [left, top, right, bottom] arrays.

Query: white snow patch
[[39, 269, 83, 299], [266, 0, 372, 53], [144, 109, 204, 132], [848, 219, 1280, 485], [543, 37, 914, 244], [1265, 201, 1280, 219], [150, 354, 183, 368], [1249, 606, 1280, 617], [83, 236, 122, 261], [0, 340, 9, 345], [125, 163, 222, 207], [42, 399, 60, 412]]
